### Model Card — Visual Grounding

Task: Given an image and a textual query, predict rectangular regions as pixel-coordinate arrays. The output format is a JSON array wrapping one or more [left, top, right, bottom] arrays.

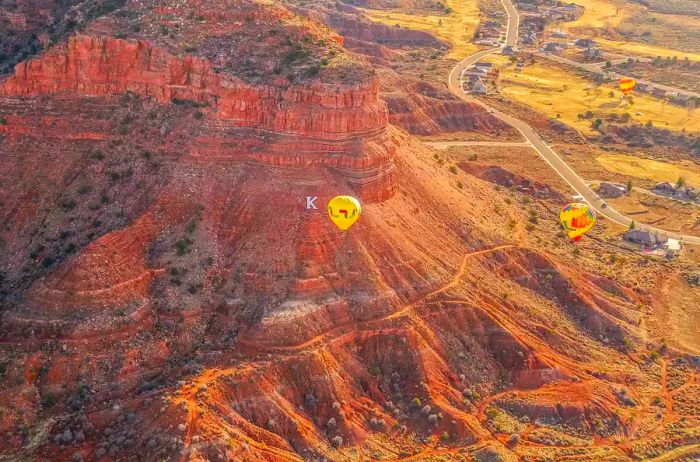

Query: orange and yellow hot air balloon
[[619, 77, 636, 96], [560, 202, 596, 241]]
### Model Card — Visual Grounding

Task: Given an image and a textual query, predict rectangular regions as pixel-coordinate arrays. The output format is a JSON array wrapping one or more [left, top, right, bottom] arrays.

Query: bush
[[59, 198, 77, 211], [508, 433, 521, 446]]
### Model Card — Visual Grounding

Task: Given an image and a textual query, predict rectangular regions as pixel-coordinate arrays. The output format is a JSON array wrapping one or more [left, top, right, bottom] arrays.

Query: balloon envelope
[[327, 195, 362, 231], [619, 77, 636, 95], [560, 202, 596, 241]]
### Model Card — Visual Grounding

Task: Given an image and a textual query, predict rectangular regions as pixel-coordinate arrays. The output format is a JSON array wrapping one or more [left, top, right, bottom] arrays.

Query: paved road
[[446, 0, 700, 244], [424, 140, 530, 149], [536, 52, 700, 99]]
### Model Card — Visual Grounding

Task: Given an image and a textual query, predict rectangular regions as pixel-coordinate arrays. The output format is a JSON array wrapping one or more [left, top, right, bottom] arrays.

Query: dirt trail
[[237, 245, 519, 354]]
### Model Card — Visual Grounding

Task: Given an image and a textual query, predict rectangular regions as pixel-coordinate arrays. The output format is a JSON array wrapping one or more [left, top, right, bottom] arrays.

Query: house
[[672, 93, 693, 106], [636, 82, 651, 93], [597, 182, 627, 198], [652, 88, 667, 99], [471, 80, 488, 94], [542, 41, 567, 52], [624, 229, 668, 247], [675, 186, 697, 200], [474, 62, 493, 69], [517, 3, 539, 12], [466, 72, 484, 83], [468, 67, 489, 77], [583, 47, 602, 60], [574, 38, 596, 48], [521, 32, 537, 45], [551, 31, 569, 38], [653, 182, 677, 194], [502, 46, 515, 56]]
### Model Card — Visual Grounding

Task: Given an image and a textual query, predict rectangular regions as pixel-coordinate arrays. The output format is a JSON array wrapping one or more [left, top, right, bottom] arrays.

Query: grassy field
[[559, 0, 628, 30], [361, 0, 481, 59], [596, 154, 700, 185], [497, 62, 700, 134], [552, 0, 700, 61], [596, 37, 700, 61]]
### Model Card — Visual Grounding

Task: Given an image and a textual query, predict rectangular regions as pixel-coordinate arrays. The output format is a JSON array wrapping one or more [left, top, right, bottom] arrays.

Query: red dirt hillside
[[0, 1, 698, 462]]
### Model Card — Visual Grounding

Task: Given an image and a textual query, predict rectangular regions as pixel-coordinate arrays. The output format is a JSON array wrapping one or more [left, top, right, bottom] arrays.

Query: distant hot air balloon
[[619, 77, 636, 96], [327, 195, 362, 231], [560, 202, 596, 241]]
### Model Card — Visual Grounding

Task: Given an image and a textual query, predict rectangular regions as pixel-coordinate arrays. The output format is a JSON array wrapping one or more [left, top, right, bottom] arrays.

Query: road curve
[[446, 0, 700, 244]]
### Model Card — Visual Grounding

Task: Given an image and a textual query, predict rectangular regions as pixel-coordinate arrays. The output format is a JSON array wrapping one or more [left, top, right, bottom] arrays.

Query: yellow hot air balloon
[[619, 77, 636, 96], [327, 195, 362, 231], [560, 202, 596, 241]]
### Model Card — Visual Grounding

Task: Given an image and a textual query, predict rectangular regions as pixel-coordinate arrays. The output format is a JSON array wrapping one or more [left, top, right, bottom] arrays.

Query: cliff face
[[1, 35, 387, 140]]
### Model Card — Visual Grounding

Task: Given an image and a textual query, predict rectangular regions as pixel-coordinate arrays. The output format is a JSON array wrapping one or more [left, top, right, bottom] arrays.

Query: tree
[[626, 179, 633, 194], [677, 176, 686, 188], [609, 91, 615, 99], [629, 220, 636, 230]]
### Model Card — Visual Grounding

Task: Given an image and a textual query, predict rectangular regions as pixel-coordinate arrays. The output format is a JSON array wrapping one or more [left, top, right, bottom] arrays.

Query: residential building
[[623, 230, 669, 247], [597, 182, 627, 198]]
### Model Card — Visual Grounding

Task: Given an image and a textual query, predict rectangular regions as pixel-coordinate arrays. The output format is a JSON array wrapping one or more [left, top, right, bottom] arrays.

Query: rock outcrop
[[1, 35, 387, 141]]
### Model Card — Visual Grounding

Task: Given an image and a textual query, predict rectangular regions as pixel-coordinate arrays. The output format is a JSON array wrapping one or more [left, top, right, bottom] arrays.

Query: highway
[[446, 0, 700, 244]]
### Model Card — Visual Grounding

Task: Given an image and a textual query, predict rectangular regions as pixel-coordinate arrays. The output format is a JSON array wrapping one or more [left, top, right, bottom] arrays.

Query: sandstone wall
[[0, 34, 388, 140]]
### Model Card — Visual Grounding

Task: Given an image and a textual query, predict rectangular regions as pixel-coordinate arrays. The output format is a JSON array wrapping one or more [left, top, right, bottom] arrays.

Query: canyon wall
[[0, 34, 388, 141]]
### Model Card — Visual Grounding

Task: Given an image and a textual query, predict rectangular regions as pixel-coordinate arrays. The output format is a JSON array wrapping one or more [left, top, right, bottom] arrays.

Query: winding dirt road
[[447, 0, 700, 245]]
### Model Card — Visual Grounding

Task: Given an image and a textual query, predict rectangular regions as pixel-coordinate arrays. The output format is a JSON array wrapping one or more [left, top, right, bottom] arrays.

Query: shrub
[[59, 198, 77, 211], [175, 237, 193, 256], [508, 433, 521, 446]]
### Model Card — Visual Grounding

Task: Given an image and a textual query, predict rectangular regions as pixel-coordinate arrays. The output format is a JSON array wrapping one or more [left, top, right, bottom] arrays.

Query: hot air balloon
[[619, 77, 636, 96], [560, 202, 596, 241], [327, 195, 362, 231]]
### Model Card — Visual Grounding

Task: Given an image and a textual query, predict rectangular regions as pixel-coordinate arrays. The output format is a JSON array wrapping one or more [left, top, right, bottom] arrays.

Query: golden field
[[361, 0, 481, 59], [497, 62, 700, 134]]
